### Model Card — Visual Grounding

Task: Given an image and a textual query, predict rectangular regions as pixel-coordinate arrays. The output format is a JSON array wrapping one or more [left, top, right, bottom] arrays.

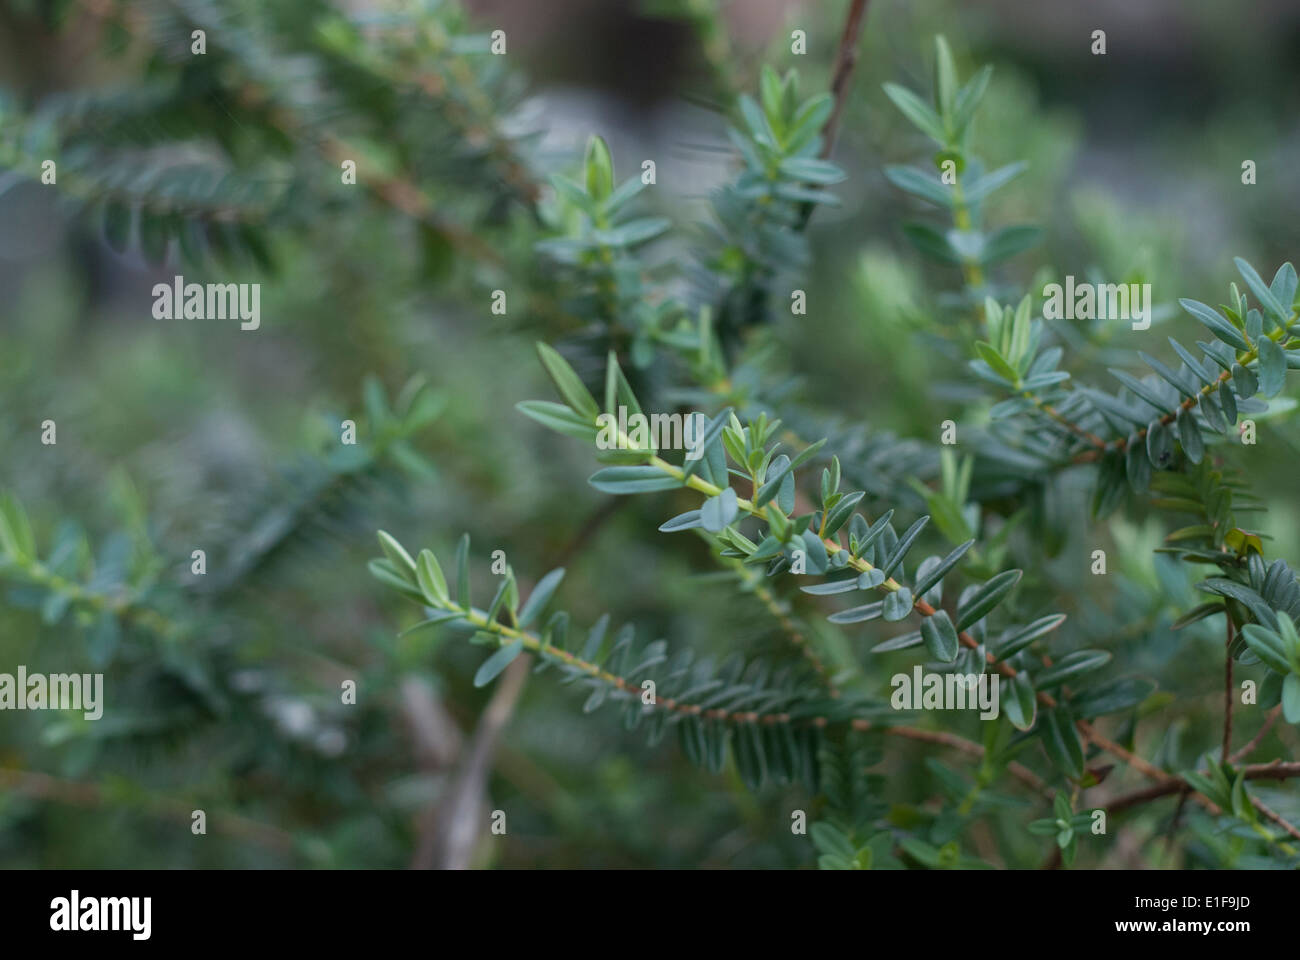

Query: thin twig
[[424, 497, 627, 868], [1229, 705, 1282, 764], [862, 722, 1049, 795], [403, 677, 465, 869], [1105, 761, 1300, 814], [1071, 317, 1297, 464], [434, 655, 531, 869], [820, 0, 871, 162], [1023, 391, 1107, 449], [1076, 721, 1219, 813], [796, 0, 870, 229], [1251, 795, 1300, 842]]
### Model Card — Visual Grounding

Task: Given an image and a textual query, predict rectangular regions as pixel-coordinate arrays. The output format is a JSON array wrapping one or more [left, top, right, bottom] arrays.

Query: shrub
[[2, 0, 1297, 869]]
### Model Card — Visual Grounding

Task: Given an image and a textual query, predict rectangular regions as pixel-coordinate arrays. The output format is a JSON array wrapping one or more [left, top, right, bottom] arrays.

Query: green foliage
[[706, 66, 845, 342], [370, 530, 847, 791], [5, 1, 1299, 870], [0, 0, 534, 272], [883, 37, 1040, 298]]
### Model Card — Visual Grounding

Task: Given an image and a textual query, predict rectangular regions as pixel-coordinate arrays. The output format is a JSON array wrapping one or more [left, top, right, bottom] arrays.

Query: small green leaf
[[901, 222, 960, 264], [399, 610, 468, 637], [1004, 671, 1037, 731], [1242, 624, 1291, 675], [1175, 406, 1203, 463], [882, 587, 913, 622], [588, 466, 682, 494], [1269, 262, 1298, 316], [700, 488, 739, 532], [979, 225, 1041, 265], [822, 490, 865, 538], [536, 342, 599, 420], [1069, 676, 1156, 717], [975, 342, 1018, 384], [788, 94, 833, 152], [681, 408, 731, 480], [883, 165, 952, 207], [779, 157, 846, 185], [1041, 708, 1084, 778], [921, 609, 960, 662], [955, 569, 1021, 630], [474, 640, 525, 688], [1181, 770, 1229, 809], [1110, 369, 1178, 415], [1232, 362, 1258, 399], [1140, 351, 1196, 398], [800, 576, 859, 596], [950, 65, 992, 133], [416, 549, 450, 605], [1258, 337, 1286, 397], [369, 559, 426, 602], [754, 439, 826, 508], [800, 528, 829, 574], [516, 401, 599, 442], [659, 510, 703, 532], [879, 516, 929, 578], [1198, 578, 1274, 626], [377, 531, 417, 582], [1171, 601, 1222, 630], [911, 547, 961, 604], [585, 135, 614, 203], [1145, 418, 1174, 469], [1219, 380, 1238, 424], [486, 569, 516, 623], [0, 493, 36, 560], [1234, 257, 1288, 321], [858, 568, 886, 589], [518, 568, 565, 628], [1180, 298, 1250, 351], [1229, 771, 1250, 818], [1282, 673, 1300, 724], [810, 822, 856, 860], [828, 601, 884, 624], [1125, 434, 1151, 493], [1035, 650, 1112, 688], [603, 175, 647, 217], [993, 614, 1067, 659], [882, 82, 947, 142], [933, 35, 958, 119], [963, 163, 1027, 204], [598, 217, 671, 247]]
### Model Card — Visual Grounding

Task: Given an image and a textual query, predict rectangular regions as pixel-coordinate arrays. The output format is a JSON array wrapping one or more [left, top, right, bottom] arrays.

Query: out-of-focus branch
[[797, 0, 870, 229], [403, 676, 465, 870], [415, 498, 625, 869], [820, 0, 871, 162], [433, 654, 531, 869]]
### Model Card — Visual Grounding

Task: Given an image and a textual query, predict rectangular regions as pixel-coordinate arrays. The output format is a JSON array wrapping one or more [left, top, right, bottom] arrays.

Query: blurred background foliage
[[0, 0, 1298, 868]]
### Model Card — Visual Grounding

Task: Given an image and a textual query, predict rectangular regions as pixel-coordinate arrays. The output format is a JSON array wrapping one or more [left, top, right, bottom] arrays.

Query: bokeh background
[[1, 0, 1298, 868]]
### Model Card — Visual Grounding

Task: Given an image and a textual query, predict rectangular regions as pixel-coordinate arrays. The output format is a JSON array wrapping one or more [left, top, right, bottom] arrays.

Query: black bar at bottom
[[0, 868, 1277, 946]]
